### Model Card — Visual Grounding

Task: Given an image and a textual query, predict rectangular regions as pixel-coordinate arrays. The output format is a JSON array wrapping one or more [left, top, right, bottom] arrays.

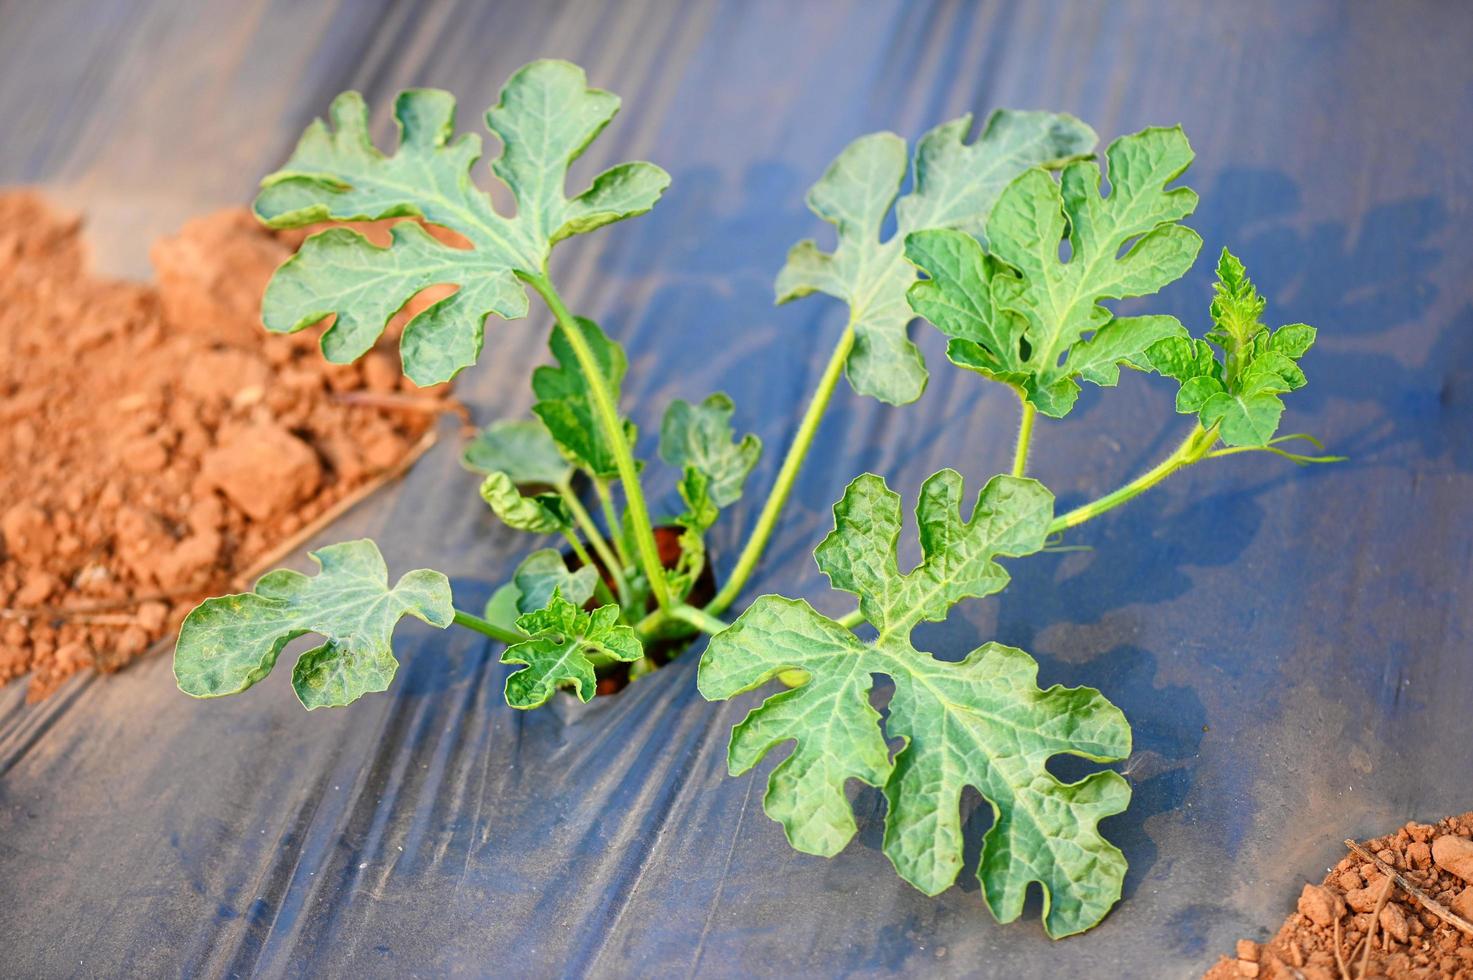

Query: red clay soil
[[0, 191, 452, 700], [1206, 813, 1473, 979]]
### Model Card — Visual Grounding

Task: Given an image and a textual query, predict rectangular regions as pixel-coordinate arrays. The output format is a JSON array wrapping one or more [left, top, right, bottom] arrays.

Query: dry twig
[[1358, 875, 1394, 978], [1344, 838, 1473, 940]]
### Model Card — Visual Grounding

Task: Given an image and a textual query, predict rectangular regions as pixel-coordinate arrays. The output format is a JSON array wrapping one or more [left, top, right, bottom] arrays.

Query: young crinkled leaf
[[699, 471, 1133, 938], [658, 394, 759, 600], [907, 126, 1203, 418], [479, 472, 573, 534], [254, 60, 669, 386], [1146, 248, 1316, 447], [512, 548, 598, 615], [778, 111, 1097, 404], [659, 393, 761, 508], [532, 316, 637, 478], [174, 539, 453, 709], [502, 595, 642, 707]]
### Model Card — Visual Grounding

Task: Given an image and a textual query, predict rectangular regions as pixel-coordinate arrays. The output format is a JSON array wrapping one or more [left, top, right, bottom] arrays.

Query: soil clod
[[1206, 813, 1473, 979], [0, 192, 450, 699]]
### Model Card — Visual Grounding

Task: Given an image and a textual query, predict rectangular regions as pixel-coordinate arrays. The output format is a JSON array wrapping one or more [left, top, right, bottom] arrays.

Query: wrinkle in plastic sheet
[[1, 0, 1472, 976]]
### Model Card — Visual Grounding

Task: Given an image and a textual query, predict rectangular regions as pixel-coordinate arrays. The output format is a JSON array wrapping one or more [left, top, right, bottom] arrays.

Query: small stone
[[2, 502, 51, 562], [16, 569, 59, 606], [119, 436, 169, 474], [114, 627, 151, 659], [1236, 960, 1259, 978], [1433, 835, 1473, 884], [1379, 901, 1410, 944], [1297, 883, 1344, 927], [1235, 939, 1259, 962], [199, 422, 322, 521], [53, 640, 91, 671], [1407, 822, 1435, 843], [361, 350, 401, 393], [1345, 887, 1380, 913], [1406, 840, 1432, 869], [181, 348, 272, 403], [136, 600, 169, 633], [1451, 886, 1473, 921]]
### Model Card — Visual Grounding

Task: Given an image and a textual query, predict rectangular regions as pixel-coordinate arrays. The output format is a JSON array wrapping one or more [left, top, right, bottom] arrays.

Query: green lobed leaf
[[174, 539, 453, 709], [909, 126, 1202, 418], [658, 393, 761, 509], [1145, 248, 1317, 446], [778, 112, 1097, 405], [462, 418, 573, 488], [254, 61, 669, 385], [479, 472, 573, 534], [531, 316, 637, 478], [512, 548, 597, 615], [502, 595, 642, 707], [699, 471, 1133, 938]]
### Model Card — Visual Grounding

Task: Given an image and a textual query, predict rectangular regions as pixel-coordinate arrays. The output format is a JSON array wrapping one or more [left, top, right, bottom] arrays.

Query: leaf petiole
[[1012, 390, 1037, 478], [669, 603, 734, 637], [593, 477, 632, 570], [522, 270, 672, 610], [1049, 423, 1218, 533], [453, 608, 525, 646], [706, 322, 856, 616]]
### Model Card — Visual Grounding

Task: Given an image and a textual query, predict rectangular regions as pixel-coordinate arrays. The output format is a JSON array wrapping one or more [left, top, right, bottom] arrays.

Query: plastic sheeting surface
[[2, 1, 1472, 976]]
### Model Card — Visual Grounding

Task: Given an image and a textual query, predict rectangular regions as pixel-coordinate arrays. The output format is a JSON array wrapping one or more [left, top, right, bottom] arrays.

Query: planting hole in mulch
[[1206, 812, 1473, 979], [0, 192, 459, 699], [577, 525, 716, 696]]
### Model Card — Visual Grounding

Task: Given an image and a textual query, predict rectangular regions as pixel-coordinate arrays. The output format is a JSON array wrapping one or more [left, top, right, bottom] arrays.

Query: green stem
[[1011, 391, 1037, 478], [669, 604, 732, 636], [1049, 424, 1218, 534], [594, 477, 632, 569], [453, 608, 524, 646], [706, 323, 856, 616], [524, 271, 671, 610], [836, 608, 864, 630], [559, 486, 629, 605]]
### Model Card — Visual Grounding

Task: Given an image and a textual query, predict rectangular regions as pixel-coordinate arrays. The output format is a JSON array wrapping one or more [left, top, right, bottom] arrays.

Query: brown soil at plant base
[[588, 525, 716, 697], [1206, 812, 1473, 979], [0, 191, 456, 700]]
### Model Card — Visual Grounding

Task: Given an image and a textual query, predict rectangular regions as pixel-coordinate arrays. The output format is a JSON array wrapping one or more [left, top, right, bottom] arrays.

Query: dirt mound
[[1206, 813, 1473, 979], [0, 192, 451, 699]]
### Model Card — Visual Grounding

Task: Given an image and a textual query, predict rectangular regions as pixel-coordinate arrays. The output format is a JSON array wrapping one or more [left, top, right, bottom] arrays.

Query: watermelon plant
[[172, 59, 1337, 937]]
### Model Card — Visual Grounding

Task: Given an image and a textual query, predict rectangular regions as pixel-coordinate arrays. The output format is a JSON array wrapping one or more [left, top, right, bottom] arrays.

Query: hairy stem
[[559, 486, 629, 605], [1049, 424, 1218, 534], [1012, 391, 1037, 478], [836, 607, 865, 630], [453, 608, 524, 646], [706, 323, 856, 616], [523, 271, 671, 610], [593, 477, 632, 569]]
